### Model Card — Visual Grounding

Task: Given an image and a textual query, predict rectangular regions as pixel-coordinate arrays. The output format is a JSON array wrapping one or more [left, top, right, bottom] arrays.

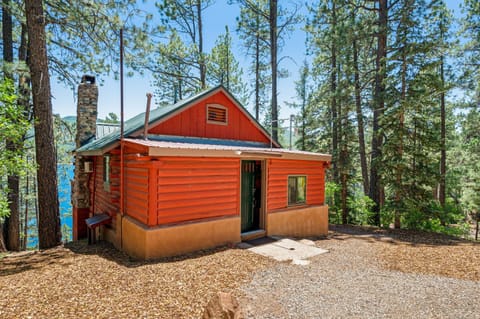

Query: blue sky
[[51, 0, 463, 123]]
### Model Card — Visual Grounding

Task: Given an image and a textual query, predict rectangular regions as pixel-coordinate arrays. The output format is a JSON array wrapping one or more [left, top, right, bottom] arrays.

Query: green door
[[241, 161, 261, 232]]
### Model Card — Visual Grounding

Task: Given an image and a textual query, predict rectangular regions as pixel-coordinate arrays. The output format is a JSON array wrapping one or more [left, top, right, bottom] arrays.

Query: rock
[[202, 292, 243, 319]]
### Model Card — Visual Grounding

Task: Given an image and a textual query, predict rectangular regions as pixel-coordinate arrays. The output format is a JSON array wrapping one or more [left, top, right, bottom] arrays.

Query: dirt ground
[[1, 226, 479, 318]]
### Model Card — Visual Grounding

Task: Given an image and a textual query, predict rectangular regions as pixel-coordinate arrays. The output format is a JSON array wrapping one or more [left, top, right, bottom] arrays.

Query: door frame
[[240, 159, 265, 234]]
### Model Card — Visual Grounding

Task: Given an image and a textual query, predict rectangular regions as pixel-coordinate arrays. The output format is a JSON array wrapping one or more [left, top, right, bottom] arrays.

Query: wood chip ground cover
[[1, 226, 479, 318], [0, 242, 272, 318]]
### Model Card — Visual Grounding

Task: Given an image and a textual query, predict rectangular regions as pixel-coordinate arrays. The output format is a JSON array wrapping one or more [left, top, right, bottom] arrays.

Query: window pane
[[103, 156, 110, 183], [288, 176, 297, 205], [288, 176, 306, 205], [296, 176, 306, 203]]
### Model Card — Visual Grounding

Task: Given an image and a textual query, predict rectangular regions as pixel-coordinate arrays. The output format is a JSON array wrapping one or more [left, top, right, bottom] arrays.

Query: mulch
[[1, 226, 479, 318], [0, 241, 272, 318]]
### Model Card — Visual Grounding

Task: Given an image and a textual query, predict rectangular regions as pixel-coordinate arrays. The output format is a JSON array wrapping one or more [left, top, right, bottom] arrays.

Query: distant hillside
[[62, 115, 76, 124]]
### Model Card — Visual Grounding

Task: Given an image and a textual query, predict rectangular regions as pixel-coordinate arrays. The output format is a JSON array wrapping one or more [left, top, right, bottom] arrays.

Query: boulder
[[202, 292, 243, 319]]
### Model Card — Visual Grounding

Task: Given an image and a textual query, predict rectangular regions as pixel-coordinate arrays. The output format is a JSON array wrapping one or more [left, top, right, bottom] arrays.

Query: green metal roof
[[76, 85, 278, 155]]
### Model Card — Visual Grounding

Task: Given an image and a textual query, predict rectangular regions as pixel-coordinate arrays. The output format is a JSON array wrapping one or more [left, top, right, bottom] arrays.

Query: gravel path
[[239, 227, 480, 319]]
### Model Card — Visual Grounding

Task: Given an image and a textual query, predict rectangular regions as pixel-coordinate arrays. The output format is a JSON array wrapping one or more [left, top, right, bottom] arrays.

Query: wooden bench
[[85, 213, 112, 244]]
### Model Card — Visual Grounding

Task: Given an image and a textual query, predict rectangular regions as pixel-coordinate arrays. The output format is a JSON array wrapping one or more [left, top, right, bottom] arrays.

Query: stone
[[202, 292, 243, 319], [72, 77, 99, 239]]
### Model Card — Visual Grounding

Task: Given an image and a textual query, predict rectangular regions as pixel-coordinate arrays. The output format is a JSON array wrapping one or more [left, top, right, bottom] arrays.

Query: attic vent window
[[207, 104, 227, 125]]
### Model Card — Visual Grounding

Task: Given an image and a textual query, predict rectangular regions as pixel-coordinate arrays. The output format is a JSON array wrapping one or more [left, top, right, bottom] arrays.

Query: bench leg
[[87, 228, 92, 245]]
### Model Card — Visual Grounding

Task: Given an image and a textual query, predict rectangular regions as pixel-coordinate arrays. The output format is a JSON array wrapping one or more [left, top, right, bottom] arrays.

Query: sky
[[50, 1, 308, 124], [50, 0, 463, 125]]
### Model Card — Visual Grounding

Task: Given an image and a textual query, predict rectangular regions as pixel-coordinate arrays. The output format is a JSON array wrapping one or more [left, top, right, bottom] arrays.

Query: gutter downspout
[[91, 156, 97, 217]]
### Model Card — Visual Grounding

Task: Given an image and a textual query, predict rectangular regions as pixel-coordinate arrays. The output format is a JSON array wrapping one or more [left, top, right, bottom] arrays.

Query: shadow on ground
[[329, 224, 478, 247], [0, 239, 235, 276]]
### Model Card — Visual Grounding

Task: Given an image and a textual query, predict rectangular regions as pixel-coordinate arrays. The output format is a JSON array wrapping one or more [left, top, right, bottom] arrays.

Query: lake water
[[27, 164, 74, 248]]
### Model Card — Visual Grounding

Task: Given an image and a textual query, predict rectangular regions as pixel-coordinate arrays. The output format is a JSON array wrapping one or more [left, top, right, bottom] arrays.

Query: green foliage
[[103, 113, 120, 124], [235, 0, 271, 119], [460, 0, 480, 98], [401, 199, 469, 237], [207, 26, 248, 105], [325, 182, 340, 223], [347, 194, 375, 226], [61, 223, 72, 243], [152, 31, 198, 105], [0, 79, 31, 218], [42, 0, 152, 86]]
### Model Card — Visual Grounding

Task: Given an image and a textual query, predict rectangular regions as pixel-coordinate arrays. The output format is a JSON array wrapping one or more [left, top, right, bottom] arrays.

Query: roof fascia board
[[77, 142, 119, 156], [148, 146, 330, 162]]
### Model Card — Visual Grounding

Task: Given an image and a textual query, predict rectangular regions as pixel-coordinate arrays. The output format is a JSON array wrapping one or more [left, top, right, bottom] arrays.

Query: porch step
[[241, 229, 266, 241]]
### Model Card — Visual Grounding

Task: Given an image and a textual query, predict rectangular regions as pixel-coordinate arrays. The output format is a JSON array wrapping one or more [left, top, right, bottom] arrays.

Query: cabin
[[72, 78, 331, 259]]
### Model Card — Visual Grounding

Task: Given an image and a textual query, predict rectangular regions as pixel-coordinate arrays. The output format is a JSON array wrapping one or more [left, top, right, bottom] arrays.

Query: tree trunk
[[3, 0, 22, 251], [270, 0, 278, 142], [25, 0, 62, 249], [301, 65, 307, 151], [340, 108, 348, 225], [2, 0, 12, 70], [395, 40, 407, 229], [439, 46, 446, 212], [197, 0, 206, 89], [331, 0, 339, 184], [353, 38, 369, 195], [255, 12, 260, 121], [23, 170, 29, 250], [369, 0, 388, 226]]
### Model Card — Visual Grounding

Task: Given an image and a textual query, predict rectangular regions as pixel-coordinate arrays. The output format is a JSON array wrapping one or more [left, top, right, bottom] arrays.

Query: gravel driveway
[[239, 226, 480, 319]]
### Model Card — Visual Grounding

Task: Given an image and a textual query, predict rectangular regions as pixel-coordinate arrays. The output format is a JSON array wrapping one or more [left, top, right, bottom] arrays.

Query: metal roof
[[122, 138, 332, 162], [147, 134, 271, 148], [76, 85, 279, 155], [96, 123, 120, 139]]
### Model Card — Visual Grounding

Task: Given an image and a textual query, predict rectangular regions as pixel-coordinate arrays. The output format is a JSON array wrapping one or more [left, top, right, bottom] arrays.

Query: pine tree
[[288, 60, 309, 151], [460, 0, 480, 103], [236, 0, 270, 120], [207, 26, 247, 104], [156, 0, 213, 90], [25, 0, 62, 249], [152, 31, 197, 105], [235, 0, 299, 139]]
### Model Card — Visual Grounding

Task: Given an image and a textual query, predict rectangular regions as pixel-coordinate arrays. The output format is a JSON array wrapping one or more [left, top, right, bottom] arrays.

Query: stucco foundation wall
[[267, 205, 328, 237], [121, 216, 241, 260], [102, 216, 122, 250]]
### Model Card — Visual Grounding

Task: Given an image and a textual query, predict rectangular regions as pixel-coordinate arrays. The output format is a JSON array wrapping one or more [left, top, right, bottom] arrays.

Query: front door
[[241, 160, 262, 233]]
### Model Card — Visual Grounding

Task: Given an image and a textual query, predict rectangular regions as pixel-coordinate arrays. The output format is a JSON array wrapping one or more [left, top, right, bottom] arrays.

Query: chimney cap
[[81, 75, 96, 84]]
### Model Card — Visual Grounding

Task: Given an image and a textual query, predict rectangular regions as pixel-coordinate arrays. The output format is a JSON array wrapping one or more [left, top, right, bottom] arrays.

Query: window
[[288, 176, 306, 205], [207, 104, 227, 125], [103, 155, 110, 187]]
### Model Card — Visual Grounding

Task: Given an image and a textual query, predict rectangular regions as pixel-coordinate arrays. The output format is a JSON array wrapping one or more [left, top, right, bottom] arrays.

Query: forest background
[[0, 0, 479, 251]]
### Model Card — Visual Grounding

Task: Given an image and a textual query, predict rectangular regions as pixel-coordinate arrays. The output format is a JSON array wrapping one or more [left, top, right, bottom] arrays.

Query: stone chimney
[[72, 75, 98, 240], [76, 75, 98, 147]]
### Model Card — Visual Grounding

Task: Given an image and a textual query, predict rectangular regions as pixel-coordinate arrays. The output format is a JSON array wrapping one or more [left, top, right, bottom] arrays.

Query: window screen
[[288, 176, 306, 205]]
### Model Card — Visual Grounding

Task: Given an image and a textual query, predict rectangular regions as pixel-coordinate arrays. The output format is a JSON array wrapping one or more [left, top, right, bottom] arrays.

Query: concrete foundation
[[120, 216, 241, 260], [267, 205, 328, 237]]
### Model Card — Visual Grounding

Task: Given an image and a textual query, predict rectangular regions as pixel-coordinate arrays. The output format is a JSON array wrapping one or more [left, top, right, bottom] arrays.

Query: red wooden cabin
[[73, 85, 331, 259]]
